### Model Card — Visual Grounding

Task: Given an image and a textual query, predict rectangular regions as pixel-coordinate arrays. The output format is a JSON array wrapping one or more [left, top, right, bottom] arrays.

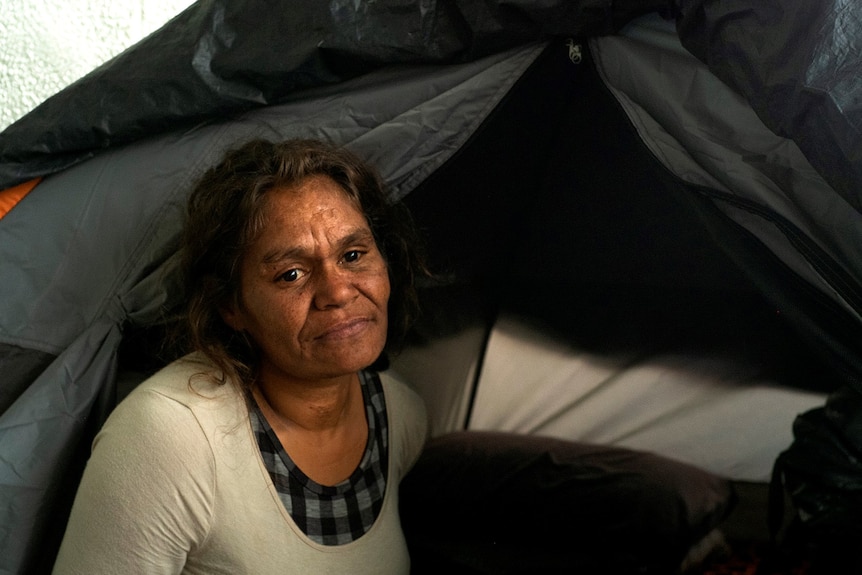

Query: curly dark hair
[[176, 138, 427, 389]]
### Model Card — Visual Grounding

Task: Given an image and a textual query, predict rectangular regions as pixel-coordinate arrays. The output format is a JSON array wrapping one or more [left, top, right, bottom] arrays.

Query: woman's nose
[[312, 264, 357, 309]]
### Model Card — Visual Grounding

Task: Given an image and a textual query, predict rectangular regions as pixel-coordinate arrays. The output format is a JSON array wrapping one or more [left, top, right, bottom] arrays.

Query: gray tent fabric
[[592, 16, 862, 325], [5, 319, 121, 574], [1, 0, 862, 573], [676, 0, 862, 214]]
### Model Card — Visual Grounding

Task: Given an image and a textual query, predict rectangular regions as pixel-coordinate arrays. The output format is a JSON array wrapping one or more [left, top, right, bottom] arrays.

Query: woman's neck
[[253, 371, 360, 433], [251, 371, 369, 486]]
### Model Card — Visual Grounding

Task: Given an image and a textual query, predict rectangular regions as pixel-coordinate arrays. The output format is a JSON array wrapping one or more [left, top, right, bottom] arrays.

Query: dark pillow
[[400, 431, 734, 575]]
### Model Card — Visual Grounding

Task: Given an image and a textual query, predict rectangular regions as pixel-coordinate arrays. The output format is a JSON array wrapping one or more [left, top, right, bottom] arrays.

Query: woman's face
[[222, 174, 390, 385]]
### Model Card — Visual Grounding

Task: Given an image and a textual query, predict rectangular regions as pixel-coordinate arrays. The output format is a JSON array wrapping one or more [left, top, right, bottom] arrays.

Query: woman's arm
[[52, 389, 215, 574]]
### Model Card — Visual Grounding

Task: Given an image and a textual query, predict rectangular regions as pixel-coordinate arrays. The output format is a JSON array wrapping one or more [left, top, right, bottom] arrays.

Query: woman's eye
[[343, 250, 362, 263], [278, 269, 302, 283]]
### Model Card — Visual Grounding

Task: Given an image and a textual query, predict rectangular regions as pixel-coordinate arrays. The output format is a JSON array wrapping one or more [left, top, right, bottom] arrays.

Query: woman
[[53, 139, 429, 574]]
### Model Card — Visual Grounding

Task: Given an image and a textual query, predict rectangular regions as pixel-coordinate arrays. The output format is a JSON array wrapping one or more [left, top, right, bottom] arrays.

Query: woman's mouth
[[315, 318, 372, 341]]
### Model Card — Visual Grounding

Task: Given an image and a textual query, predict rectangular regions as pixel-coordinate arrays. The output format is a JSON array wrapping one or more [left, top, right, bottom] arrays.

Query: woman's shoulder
[[377, 370, 429, 473], [106, 353, 245, 438], [378, 369, 425, 415], [131, 352, 238, 404]]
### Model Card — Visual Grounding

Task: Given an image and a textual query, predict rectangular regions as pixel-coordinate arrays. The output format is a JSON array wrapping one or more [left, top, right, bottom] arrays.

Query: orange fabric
[[0, 178, 41, 220]]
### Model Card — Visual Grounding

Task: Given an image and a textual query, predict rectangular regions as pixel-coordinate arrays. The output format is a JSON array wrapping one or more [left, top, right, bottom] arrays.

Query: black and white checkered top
[[249, 371, 389, 545]]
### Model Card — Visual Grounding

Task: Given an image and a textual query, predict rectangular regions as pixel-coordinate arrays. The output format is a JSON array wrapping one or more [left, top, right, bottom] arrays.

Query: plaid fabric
[[250, 371, 389, 545]]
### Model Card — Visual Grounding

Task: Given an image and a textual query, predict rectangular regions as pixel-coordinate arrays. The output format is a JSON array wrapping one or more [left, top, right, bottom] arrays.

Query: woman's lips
[[315, 317, 372, 341]]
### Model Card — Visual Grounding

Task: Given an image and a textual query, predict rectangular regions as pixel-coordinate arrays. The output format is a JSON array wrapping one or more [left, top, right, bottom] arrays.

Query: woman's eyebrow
[[338, 229, 376, 250], [260, 228, 375, 265], [261, 245, 305, 265]]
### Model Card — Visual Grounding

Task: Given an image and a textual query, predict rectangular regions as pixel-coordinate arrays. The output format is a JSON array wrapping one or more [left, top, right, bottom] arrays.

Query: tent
[[1, 0, 861, 572]]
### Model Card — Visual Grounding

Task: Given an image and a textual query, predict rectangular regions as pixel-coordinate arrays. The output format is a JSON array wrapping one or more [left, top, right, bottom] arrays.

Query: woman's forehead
[[253, 176, 371, 249], [266, 175, 363, 219]]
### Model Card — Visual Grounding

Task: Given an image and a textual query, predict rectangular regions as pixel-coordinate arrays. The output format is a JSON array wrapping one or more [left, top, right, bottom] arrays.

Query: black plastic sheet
[[773, 386, 862, 548], [0, 0, 662, 189]]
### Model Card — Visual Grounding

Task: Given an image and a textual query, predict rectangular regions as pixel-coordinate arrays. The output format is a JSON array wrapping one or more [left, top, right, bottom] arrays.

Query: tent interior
[[1, 1, 861, 573]]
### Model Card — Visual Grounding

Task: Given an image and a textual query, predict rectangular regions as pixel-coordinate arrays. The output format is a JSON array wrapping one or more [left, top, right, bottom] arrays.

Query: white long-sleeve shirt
[[53, 354, 428, 575]]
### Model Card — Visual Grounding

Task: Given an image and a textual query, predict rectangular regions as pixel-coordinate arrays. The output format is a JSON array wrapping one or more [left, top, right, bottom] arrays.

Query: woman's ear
[[218, 288, 245, 332], [219, 300, 244, 332], [203, 275, 244, 331]]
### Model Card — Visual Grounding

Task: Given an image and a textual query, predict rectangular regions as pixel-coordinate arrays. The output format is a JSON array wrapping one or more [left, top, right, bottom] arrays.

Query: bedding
[[400, 430, 733, 575], [392, 308, 828, 484], [469, 314, 828, 483]]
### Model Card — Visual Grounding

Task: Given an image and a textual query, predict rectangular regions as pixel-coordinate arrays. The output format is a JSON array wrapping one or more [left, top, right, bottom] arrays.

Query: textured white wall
[[0, 0, 195, 132]]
